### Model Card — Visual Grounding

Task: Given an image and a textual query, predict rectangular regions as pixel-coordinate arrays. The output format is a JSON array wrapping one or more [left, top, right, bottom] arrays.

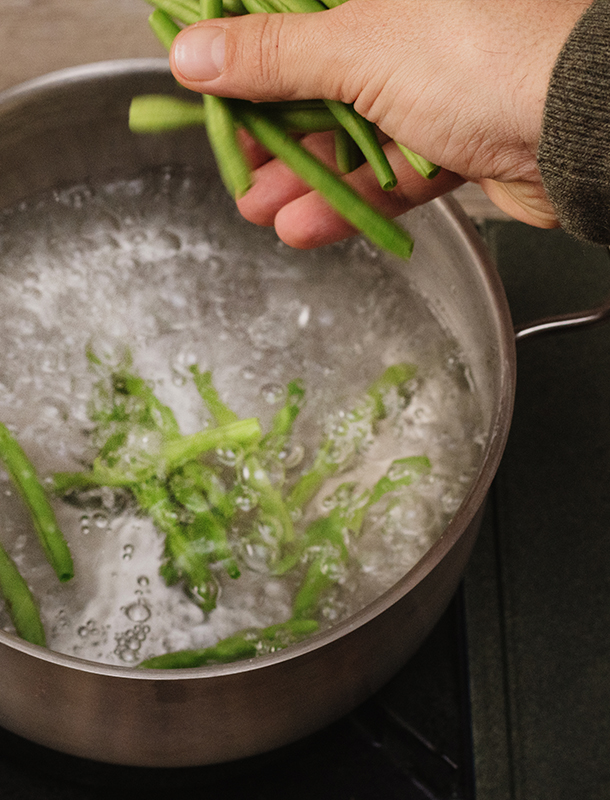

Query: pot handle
[[514, 247, 610, 342]]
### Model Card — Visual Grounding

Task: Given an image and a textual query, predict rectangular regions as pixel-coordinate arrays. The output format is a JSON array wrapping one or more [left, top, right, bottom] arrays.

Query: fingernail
[[173, 26, 225, 81]]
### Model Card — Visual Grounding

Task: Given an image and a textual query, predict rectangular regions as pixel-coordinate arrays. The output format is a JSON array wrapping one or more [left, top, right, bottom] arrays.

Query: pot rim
[[0, 60, 517, 681]]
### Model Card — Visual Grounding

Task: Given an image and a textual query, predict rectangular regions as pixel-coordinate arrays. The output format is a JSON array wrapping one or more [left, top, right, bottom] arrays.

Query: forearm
[[538, 0, 610, 244]]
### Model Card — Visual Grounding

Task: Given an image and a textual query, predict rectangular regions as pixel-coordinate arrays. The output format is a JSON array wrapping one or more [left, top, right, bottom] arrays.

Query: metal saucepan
[[0, 60, 522, 767]]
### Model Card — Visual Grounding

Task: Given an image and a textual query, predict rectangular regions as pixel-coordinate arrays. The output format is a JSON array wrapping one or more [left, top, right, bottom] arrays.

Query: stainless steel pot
[[0, 60, 518, 767]]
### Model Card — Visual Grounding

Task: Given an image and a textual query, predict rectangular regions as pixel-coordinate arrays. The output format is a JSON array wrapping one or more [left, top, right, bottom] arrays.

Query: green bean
[[112, 370, 182, 439], [144, 0, 200, 24], [201, 0, 222, 17], [260, 378, 305, 455], [141, 631, 256, 668], [395, 142, 441, 180], [206, 96, 253, 198], [137, 618, 318, 668], [187, 509, 241, 578], [222, 0, 248, 13], [130, 95, 339, 135], [343, 455, 431, 532], [260, 100, 329, 113], [241, 0, 277, 11], [200, 0, 253, 199], [169, 460, 234, 520], [284, 441, 338, 513], [161, 418, 262, 474], [0, 423, 73, 583], [291, 555, 335, 619], [288, 455, 430, 615], [56, 418, 262, 490], [168, 465, 240, 579], [264, 106, 339, 132], [290, 510, 347, 618], [192, 368, 295, 549], [324, 100, 397, 190], [52, 470, 130, 494], [234, 103, 414, 260], [243, 453, 295, 545], [0, 542, 46, 646], [129, 95, 207, 132], [366, 362, 417, 419], [334, 127, 363, 174], [286, 364, 416, 512], [148, 8, 181, 51], [134, 479, 220, 610], [267, 0, 327, 12], [190, 365, 239, 426]]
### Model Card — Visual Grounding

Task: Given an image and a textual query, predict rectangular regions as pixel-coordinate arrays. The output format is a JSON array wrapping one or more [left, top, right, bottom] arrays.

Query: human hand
[[169, 0, 593, 249]]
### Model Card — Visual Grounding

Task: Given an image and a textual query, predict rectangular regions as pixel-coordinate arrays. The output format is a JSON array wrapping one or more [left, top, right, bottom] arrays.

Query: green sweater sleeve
[[537, 0, 610, 245]]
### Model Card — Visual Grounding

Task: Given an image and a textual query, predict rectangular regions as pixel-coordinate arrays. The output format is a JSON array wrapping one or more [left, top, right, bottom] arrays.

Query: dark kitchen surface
[[0, 219, 608, 799], [466, 221, 610, 800], [0, 591, 473, 800]]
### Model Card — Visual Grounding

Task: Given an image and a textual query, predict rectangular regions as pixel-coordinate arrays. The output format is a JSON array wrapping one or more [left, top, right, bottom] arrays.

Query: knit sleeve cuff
[[537, 0, 610, 244]]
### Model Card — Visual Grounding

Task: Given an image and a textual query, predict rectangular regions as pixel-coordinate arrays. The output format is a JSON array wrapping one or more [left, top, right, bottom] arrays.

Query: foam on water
[[0, 167, 485, 665]]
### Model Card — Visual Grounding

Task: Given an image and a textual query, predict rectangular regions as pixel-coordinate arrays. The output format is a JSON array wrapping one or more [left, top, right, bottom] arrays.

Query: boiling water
[[0, 168, 485, 665]]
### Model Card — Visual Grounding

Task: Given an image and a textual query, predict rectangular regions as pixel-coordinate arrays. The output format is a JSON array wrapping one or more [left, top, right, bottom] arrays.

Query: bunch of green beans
[[0, 346, 429, 661], [129, 0, 442, 260], [135, 369, 431, 670], [50, 347, 429, 668]]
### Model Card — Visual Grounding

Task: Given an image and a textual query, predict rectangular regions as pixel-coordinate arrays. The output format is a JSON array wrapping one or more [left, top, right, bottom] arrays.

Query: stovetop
[[0, 219, 609, 799], [0, 590, 473, 800]]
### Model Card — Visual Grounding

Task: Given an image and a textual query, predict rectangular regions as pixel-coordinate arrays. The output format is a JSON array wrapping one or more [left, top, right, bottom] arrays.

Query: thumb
[[479, 179, 560, 230], [169, 10, 364, 102]]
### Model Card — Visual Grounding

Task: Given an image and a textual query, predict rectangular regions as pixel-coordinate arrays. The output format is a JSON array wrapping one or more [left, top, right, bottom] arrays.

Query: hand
[[170, 0, 593, 249]]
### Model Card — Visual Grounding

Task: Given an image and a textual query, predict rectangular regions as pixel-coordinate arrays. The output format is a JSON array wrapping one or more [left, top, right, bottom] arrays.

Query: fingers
[[237, 130, 341, 227], [238, 136, 464, 249], [166, 0, 573, 242]]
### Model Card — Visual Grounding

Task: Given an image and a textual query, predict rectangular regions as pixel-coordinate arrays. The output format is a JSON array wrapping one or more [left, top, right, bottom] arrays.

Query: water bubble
[[172, 372, 187, 387], [56, 609, 69, 630], [80, 514, 91, 535], [40, 396, 69, 423], [92, 511, 109, 530], [241, 366, 256, 380], [114, 623, 150, 662], [260, 382, 285, 405], [257, 517, 283, 546], [234, 488, 258, 512], [122, 649, 138, 663], [77, 619, 99, 638], [215, 448, 238, 467], [387, 460, 417, 482], [137, 575, 149, 588], [279, 442, 305, 470], [298, 305, 310, 328], [125, 599, 151, 623], [441, 489, 463, 515], [122, 543, 134, 560], [170, 350, 197, 387]]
